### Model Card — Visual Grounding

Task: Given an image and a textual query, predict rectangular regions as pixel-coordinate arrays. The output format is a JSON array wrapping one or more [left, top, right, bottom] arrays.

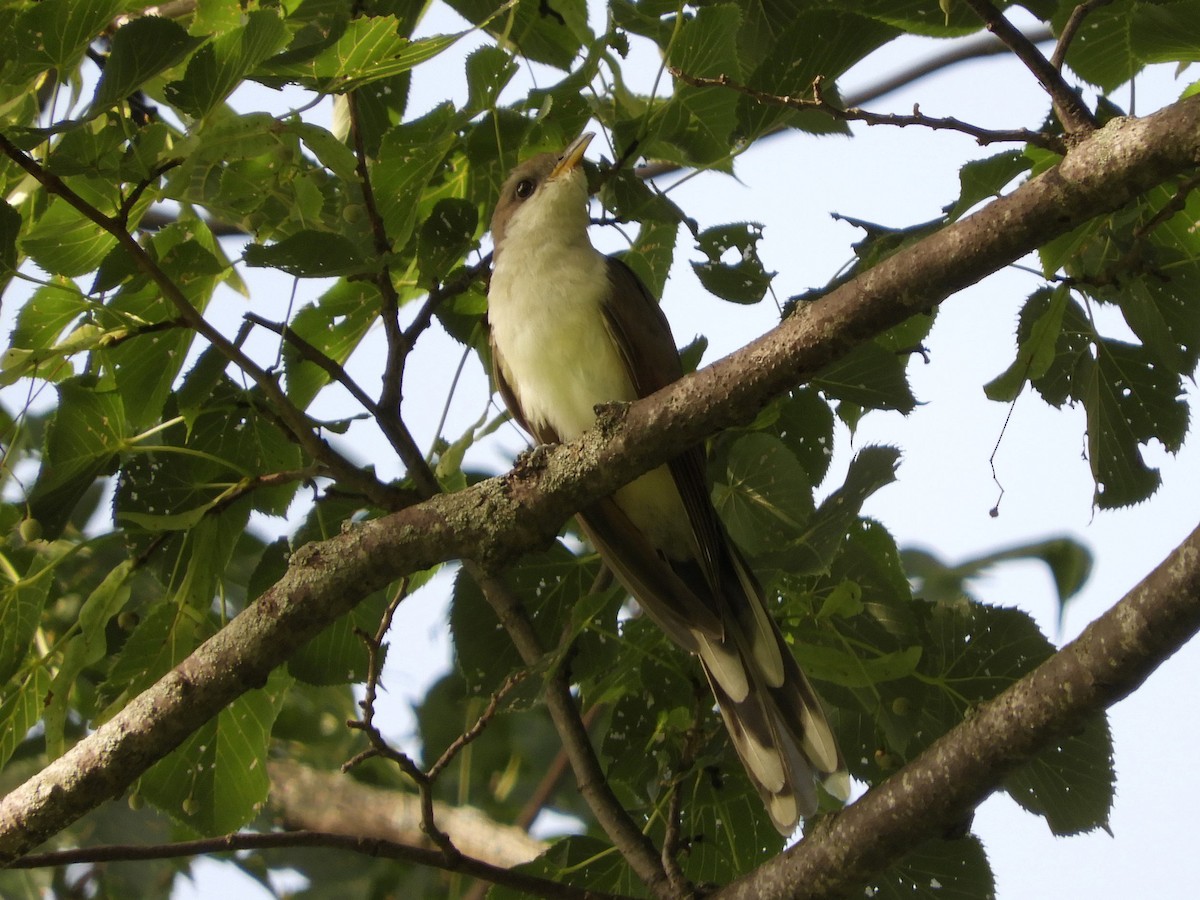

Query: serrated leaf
[[283, 279, 381, 410], [164, 10, 288, 118], [1055, 0, 1139, 91], [714, 432, 814, 561], [791, 446, 900, 574], [140, 668, 291, 835], [657, 4, 742, 164], [91, 16, 203, 113], [985, 286, 1069, 402], [812, 341, 917, 412], [243, 229, 372, 277], [27, 380, 126, 539], [261, 16, 467, 92], [1084, 340, 1188, 508], [738, 11, 897, 140], [691, 221, 774, 304], [450, 543, 598, 693], [464, 45, 518, 114], [443, 0, 590, 70], [869, 835, 995, 899], [0, 199, 20, 273], [618, 218, 679, 300], [417, 198, 478, 283], [371, 105, 458, 252], [948, 150, 1033, 221], [0, 556, 55, 685], [0, 666, 52, 770], [21, 199, 118, 278], [12, 0, 123, 72], [1004, 714, 1114, 836], [1131, 2, 1200, 64]]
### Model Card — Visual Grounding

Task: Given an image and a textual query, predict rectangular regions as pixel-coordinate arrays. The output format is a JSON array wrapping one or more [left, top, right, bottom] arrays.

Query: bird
[[486, 132, 847, 834]]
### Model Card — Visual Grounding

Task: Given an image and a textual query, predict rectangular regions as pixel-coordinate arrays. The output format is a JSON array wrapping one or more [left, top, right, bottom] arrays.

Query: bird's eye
[[514, 179, 535, 199]]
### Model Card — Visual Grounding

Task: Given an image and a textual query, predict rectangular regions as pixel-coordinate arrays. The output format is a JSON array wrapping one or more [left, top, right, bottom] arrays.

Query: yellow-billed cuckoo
[[487, 133, 847, 833]]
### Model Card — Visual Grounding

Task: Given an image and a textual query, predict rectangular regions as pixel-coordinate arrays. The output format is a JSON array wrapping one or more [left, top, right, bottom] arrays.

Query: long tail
[[700, 629, 847, 833]]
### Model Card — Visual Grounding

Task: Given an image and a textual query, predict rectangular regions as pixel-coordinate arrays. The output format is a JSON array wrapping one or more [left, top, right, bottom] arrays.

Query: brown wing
[[601, 257, 727, 591]]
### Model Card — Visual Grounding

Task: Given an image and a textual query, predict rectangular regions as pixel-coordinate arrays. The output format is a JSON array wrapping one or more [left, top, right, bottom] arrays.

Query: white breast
[[488, 175, 694, 559], [489, 187, 634, 441]]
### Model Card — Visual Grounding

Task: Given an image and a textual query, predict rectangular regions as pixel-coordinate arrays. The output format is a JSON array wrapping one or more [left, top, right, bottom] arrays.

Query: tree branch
[[1050, 1, 1114, 71], [963, 0, 1098, 134], [715, 520, 1200, 899], [2, 95, 1198, 869], [267, 760, 547, 870], [462, 563, 677, 898], [668, 70, 1066, 153], [8, 824, 622, 900]]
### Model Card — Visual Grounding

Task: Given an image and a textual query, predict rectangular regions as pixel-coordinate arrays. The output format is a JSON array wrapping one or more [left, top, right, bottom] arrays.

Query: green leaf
[[985, 286, 1070, 402], [691, 222, 774, 304], [164, 10, 288, 118], [0, 199, 20, 273], [616, 218, 679, 301], [283, 279, 382, 410], [0, 666, 52, 770], [1084, 339, 1189, 508], [947, 150, 1033, 221], [0, 556, 54, 685], [464, 45, 519, 114], [417, 198, 478, 284], [243, 229, 372, 277], [714, 432, 814, 561], [1131, 2, 1200, 64], [760, 388, 837, 485], [12, 0, 123, 72], [1055, 0, 1139, 91], [140, 668, 291, 835], [1004, 715, 1114, 835], [798, 644, 921, 688], [21, 199, 118, 278], [792, 446, 900, 574], [868, 835, 995, 899], [738, 11, 897, 140], [27, 379, 127, 539], [658, 4, 742, 164], [812, 341, 917, 413], [905, 537, 1093, 608], [261, 16, 467, 92], [450, 543, 600, 693], [371, 106, 459, 253], [442, 0, 590, 70], [91, 16, 203, 113]]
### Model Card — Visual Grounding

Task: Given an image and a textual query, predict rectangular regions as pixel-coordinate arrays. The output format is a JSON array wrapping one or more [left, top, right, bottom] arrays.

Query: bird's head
[[490, 132, 594, 258]]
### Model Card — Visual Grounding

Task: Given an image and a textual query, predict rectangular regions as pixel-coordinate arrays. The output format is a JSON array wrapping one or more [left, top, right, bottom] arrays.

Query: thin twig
[[427, 668, 531, 781], [344, 578, 461, 857], [343, 91, 440, 497], [6, 830, 635, 900], [401, 253, 493, 349], [962, 0, 1097, 134], [243, 312, 380, 415], [668, 70, 1066, 153], [462, 562, 676, 900], [1051, 0, 1115, 71]]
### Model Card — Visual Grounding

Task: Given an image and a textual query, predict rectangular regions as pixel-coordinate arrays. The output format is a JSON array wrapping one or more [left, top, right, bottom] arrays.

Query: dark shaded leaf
[[91, 16, 202, 113]]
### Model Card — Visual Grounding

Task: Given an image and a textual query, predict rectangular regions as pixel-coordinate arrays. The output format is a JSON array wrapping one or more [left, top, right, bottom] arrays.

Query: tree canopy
[[1, 0, 1199, 898]]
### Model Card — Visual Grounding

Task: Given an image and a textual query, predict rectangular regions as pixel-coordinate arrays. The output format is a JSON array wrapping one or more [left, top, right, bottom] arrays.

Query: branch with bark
[[2, 96, 1199, 894]]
